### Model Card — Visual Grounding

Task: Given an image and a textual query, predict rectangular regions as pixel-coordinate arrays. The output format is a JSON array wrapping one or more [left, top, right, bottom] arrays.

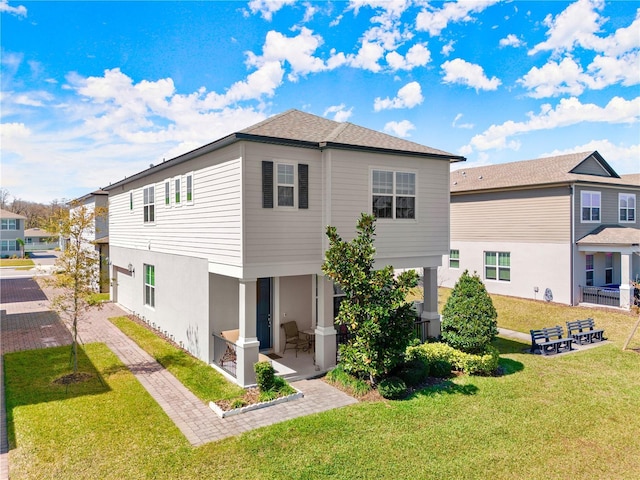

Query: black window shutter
[[262, 161, 273, 208], [298, 163, 308, 209]]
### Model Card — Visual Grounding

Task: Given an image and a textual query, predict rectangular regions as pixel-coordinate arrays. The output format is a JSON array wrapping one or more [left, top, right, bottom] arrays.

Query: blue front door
[[256, 278, 271, 349]]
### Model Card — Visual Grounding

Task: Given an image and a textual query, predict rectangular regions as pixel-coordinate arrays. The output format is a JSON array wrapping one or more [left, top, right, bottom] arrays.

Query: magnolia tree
[[322, 213, 418, 383], [46, 202, 106, 373]]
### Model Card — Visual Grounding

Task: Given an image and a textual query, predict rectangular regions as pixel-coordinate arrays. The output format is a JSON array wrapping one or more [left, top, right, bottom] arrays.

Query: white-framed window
[[164, 180, 171, 207], [174, 177, 182, 205], [144, 264, 155, 308], [277, 163, 295, 207], [585, 254, 594, 286], [129, 191, 133, 212], [1, 240, 17, 252], [619, 193, 636, 223], [485, 251, 510, 282], [449, 250, 460, 269], [372, 169, 416, 219], [581, 191, 601, 223], [186, 173, 194, 203], [605, 253, 613, 284], [143, 186, 155, 223], [1, 219, 18, 230]]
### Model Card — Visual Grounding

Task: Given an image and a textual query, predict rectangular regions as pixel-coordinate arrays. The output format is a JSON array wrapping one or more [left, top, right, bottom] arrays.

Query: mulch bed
[[53, 372, 94, 385], [213, 387, 261, 411]]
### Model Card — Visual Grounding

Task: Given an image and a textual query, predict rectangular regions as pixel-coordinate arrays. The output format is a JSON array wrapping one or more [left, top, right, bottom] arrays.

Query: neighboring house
[[0, 209, 27, 258], [24, 228, 58, 251], [70, 190, 110, 292], [440, 151, 639, 309], [104, 109, 464, 386]]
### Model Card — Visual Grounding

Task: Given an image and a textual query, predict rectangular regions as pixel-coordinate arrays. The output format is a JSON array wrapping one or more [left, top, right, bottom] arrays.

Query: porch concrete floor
[[267, 346, 324, 381]]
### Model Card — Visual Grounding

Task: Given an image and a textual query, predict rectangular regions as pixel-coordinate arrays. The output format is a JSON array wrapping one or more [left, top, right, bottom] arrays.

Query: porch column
[[422, 267, 441, 337], [315, 275, 337, 371], [620, 253, 633, 309], [237, 279, 259, 386]]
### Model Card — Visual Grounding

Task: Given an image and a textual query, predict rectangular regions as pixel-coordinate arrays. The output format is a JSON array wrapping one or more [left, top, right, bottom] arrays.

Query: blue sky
[[1, 0, 638, 203]]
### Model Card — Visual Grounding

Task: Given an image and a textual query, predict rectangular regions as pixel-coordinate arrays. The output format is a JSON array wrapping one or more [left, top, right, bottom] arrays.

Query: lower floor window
[[585, 255, 594, 286], [1, 240, 17, 252], [485, 251, 510, 282], [605, 253, 613, 284], [449, 249, 460, 269], [144, 264, 155, 307]]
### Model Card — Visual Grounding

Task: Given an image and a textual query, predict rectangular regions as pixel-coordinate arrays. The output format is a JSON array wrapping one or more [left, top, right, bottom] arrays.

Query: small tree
[[441, 270, 498, 354], [16, 238, 24, 258], [45, 202, 105, 373], [322, 213, 418, 382]]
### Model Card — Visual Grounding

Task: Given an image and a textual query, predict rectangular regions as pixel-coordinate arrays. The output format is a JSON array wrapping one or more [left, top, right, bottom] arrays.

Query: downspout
[[570, 184, 575, 305]]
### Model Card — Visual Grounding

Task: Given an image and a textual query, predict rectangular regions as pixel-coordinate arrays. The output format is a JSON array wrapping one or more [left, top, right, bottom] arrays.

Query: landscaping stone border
[[209, 388, 304, 418]]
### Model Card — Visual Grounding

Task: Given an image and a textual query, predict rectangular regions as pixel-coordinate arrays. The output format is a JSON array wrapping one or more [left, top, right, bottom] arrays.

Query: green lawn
[[0, 258, 34, 267], [5, 298, 640, 479]]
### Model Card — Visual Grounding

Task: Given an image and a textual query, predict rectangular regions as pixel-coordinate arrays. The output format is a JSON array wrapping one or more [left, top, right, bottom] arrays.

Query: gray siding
[[574, 184, 639, 240], [451, 186, 571, 243], [571, 155, 611, 176]]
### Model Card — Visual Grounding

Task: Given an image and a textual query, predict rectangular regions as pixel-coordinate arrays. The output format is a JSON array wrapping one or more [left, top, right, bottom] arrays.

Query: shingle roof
[[24, 228, 55, 237], [0, 209, 27, 220], [577, 225, 640, 246], [450, 151, 639, 193], [240, 109, 460, 158]]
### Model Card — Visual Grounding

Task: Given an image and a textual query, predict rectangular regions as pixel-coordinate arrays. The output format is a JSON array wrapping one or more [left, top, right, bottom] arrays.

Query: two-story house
[[104, 109, 464, 386], [0, 209, 27, 258], [440, 151, 639, 309]]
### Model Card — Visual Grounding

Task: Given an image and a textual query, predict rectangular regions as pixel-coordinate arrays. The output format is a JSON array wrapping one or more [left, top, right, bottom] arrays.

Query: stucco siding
[[110, 246, 211, 363], [440, 241, 572, 305], [451, 187, 571, 243], [108, 144, 243, 267]]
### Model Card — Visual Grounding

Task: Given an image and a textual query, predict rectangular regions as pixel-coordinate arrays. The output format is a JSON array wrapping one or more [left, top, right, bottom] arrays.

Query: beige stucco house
[[440, 151, 639, 309], [0, 209, 27, 257], [104, 109, 464, 386]]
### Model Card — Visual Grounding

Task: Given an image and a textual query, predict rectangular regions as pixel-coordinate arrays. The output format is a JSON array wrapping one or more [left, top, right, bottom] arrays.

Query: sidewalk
[[0, 278, 357, 477]]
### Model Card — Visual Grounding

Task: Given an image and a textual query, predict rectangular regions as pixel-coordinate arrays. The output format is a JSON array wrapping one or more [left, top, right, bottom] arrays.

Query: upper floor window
[[174, 178, 181, 205], [129, 191, 133, 211], [1, 219, 18, 230], [261, 161, 308, 210], [485, 251, 510, 282], [277, 164, 295, 207], [581, 191, 600, 223], [143, 186, 155, 223], [449, 250, 460, 269], [164, 180, 171, 206], [619, 193, 636, 223], [186, 173, 193, 203], [372, 170, 416, 219]]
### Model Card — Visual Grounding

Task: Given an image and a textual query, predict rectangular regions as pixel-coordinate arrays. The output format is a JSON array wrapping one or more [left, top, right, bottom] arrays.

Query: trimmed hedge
[[378, 376, 407, 400], [406, 342, 500, 376]]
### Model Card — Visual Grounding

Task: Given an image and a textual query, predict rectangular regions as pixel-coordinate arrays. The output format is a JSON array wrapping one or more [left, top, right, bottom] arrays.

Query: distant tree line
[[0, 187, 69, 229]]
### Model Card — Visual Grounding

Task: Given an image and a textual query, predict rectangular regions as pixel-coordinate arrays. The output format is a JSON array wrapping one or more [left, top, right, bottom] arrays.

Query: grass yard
[[5, 296, 640, 479], [0, 258, 34, 267]]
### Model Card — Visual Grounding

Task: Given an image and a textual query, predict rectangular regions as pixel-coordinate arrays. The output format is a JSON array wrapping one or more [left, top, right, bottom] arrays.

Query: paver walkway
[[0, 277, 357, 478]]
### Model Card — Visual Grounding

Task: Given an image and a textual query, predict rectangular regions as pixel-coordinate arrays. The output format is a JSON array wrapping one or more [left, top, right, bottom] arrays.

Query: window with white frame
[[449, 250, 460, 269], [186, 173, 193, 203], [277, 164, 295, 207], [1, 219, 18, 230], [174, 178, 181, 205], [372, 170, 416, 219], [1, 240, 17, 252], [485, 251, 510, 282], [144, 264, 155, 307], [585, 254, 594, 286], [581, 191, 601, 222], [605, 253, 613, 284], [164, 180, 171, 206], [619, 193, 636, 223], [143, 186, 155, 223]]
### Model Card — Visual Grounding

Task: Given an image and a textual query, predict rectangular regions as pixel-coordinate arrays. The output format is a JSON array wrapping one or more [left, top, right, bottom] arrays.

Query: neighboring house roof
[[577, 225, 640, 246], [0, 209, 27, 220], [72, 189, 109, 203], [105, 109, 465, 191], [24, 228, 55, 237], [94, 235, 109, 244], [451, 151, 639, 194]]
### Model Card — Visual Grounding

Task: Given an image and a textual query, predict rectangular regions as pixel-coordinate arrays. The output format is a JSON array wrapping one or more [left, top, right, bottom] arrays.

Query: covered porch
[[577, 225, 640, 309]]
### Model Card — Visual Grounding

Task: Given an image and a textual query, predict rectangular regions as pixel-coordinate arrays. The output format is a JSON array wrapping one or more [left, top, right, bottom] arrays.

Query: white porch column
[[315, 275, 337, 371], [422, 267, 441, 337], [237, 279, 259, 386], [620, 253, 632, 309]]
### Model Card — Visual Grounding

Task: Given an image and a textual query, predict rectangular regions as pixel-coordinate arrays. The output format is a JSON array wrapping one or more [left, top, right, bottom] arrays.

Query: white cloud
[[518, 57, 589, 98], [385, 43, 431, 70], [324, 104, 353, 122], [384, 119, 415, 137], [441, 40, 455, 56], [464, 96, 640, 152], [302, 2, 319, 22], [499, 34, 524, 48], [346, 41, 385, 72], [452, 113, 474, 129], [374, 81, 423, 111], [0, 0, 26, 17], [247, 0, 295, 21], [587, 50, 640, 89], [415, 0, 500, 36], [441, 58, 501, 91], [541, 140, 640, 175]]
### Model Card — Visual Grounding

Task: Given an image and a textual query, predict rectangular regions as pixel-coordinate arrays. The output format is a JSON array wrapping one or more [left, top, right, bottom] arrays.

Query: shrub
[[378, 376, 407, 400], [406, 342, 500, 376], [254, 361, 275, 392], [441, 271, 498, 354], [326, 364, 372, 397], [397, 359, 430, 386]]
